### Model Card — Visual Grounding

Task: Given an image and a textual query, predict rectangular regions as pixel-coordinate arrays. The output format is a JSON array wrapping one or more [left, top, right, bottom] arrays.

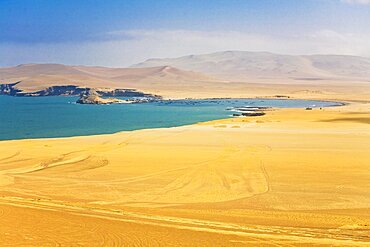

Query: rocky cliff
[[0, 82, 161, 99], [76, 89, 126, 104]]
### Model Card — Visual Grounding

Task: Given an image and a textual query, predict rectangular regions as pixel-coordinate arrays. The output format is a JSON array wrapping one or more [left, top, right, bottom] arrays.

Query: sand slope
[[0, 103, 369, 246]]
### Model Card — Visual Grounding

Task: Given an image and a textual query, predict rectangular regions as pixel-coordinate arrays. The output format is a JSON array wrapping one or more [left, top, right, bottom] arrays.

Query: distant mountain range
[[133, 51, 370, 81], [1, 51, 369, 98]]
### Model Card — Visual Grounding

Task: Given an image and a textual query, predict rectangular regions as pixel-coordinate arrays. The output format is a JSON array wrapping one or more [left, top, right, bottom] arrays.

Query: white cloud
[[341, 0, 370, 5], [1, 29, 370, 67]]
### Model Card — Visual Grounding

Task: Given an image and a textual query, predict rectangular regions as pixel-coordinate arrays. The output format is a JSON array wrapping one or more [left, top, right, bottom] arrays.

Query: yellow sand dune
[[0, 103, 369, 246]]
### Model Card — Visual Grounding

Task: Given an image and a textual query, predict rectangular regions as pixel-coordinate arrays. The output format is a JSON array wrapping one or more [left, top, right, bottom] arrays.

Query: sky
[[1, 0, 370, 67]]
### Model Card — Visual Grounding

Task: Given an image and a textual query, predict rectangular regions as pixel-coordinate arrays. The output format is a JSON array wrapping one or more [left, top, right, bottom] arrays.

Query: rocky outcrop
[[30, 85, 88, 96], [76, 89, 160, 105], [0, 83, 88, 96], [0, 82, 23, 95], [97, 89, 157, 98], [241, 112, 266, 117], [0, 82, 162, 99], [76, 89, 126, 104]]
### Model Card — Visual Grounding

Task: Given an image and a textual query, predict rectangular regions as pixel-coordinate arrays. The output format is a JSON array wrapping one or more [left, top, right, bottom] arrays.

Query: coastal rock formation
[[76, 89, 160, 104], [0, 82, 23, 95], [0, 64, 216, 96], [0, 82, 161, 99], [77, 90, 120, 104], [241, 112, 266, 116], [0, 81, 162, 105], [0, 82, 88, 96]]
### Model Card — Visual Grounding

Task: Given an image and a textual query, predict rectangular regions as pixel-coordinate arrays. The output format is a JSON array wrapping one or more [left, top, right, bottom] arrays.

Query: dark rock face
[[33, 86, 88, 96], [97, 89, 157, 98], [241, 112, 266, 117], [0, 82, 162, 99], [0, 82, 23, 95], [0, 83, 88, 96]]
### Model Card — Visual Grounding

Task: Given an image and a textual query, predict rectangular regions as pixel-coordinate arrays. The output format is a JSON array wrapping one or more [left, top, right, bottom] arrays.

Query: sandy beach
[[0, 100, 369, 246], [3, 0, 370, 245]]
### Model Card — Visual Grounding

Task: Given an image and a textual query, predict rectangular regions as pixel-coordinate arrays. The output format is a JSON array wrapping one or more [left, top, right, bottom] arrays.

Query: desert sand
[[0, 100, 369, 246]]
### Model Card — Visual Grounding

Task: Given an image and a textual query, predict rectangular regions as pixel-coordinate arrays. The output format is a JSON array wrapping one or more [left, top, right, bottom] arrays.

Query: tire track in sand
[[0, 196, 368, 246]]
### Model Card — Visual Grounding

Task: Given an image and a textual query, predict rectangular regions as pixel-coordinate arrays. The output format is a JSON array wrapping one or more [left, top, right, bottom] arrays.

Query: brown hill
[[0, 64, 215, 92]]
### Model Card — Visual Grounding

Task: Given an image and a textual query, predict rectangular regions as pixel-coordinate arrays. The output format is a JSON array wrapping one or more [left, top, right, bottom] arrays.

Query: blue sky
[[1, 0, 370, 66]]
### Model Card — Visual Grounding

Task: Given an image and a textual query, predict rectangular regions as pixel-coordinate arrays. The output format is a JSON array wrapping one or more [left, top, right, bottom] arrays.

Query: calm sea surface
[[0, 96, 341, 140]]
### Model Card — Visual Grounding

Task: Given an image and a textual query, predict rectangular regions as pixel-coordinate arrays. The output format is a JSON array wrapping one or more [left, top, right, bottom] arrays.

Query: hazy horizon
[[2, 49, 370, 69], [1, 0, 370, 67]]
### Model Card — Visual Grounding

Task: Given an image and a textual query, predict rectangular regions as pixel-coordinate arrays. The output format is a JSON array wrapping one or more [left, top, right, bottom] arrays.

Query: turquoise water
[[0, 96, 341, 140]]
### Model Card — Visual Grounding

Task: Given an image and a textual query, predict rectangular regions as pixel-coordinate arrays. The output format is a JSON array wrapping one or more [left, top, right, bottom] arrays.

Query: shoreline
[[0, 97, 347, 142], [0, 98, 369, 245]]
